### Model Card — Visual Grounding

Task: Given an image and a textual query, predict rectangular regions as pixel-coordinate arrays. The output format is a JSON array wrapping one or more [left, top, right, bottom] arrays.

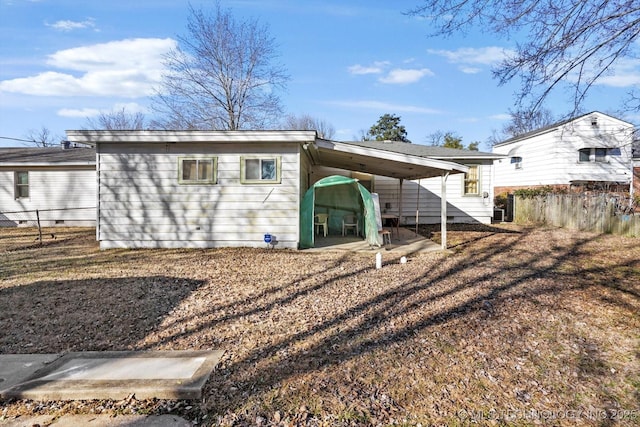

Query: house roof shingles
[[338, 140, 501, 160], [0, 147, 96, 165]]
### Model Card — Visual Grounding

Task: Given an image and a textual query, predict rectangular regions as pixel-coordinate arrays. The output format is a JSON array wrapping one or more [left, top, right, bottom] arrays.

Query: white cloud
[[348, 61, 390, 75], [379, 68, 434, 84], [594, 58, 640, 88], [489, 113, 511, 121], [330, 100, 441, 114], [0, 38, 176, 98], [460, 66, 482, 74], [428, 46, 513, 72], [46, 18, 96, 32], [58, 102, 148, 118], [58, 107, 101, 118]]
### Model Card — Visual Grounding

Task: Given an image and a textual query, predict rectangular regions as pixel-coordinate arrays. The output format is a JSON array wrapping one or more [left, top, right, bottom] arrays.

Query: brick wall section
[[634, 166, 640, 197]]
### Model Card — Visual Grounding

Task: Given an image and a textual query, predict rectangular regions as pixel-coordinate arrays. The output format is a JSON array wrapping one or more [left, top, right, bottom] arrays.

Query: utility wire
[[0, 136, 38, 143]]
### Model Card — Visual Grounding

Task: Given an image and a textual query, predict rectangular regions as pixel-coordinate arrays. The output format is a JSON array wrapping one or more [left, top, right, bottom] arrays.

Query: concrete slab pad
[[0, 354, 61, 392], [0, 414, 191, 427], [0, 350, 224, 401]]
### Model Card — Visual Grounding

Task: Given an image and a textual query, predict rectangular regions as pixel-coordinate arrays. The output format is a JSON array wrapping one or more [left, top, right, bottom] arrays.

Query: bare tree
[[408, 1, 640, 113], [282, 114, 335, 139], [503, 108, 556, 139], [152, 3, 289, 130], [85, 108, 146, 130], [488, 108, 557, 145], [25, 126, 60, 147], [427, 130, 478, 150]]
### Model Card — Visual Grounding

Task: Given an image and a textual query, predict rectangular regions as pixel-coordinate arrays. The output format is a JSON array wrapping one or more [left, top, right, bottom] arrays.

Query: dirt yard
[[1, 225, 639, 426]]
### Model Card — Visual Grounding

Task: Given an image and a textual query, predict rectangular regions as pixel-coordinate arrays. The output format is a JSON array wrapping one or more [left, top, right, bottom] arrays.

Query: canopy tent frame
[[300, 175, 381, 248]]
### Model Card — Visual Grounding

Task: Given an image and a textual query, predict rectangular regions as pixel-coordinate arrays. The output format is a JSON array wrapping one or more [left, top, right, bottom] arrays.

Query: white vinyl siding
[[493, 112, 634, 189], [0, 167, 96, 227], [96, 143, 301, 249]]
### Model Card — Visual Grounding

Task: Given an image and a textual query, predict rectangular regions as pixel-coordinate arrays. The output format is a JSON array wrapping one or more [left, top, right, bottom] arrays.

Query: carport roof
[[343, 140, 502, 161], [309, 139, 472, 180]]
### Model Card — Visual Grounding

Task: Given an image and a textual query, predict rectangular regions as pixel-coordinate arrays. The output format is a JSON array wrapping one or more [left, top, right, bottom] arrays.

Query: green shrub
[[513, 186, 566, 199]]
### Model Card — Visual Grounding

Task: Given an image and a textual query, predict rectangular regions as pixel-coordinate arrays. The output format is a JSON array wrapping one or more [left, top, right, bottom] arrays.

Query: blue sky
[[1, 0, 639, 150]]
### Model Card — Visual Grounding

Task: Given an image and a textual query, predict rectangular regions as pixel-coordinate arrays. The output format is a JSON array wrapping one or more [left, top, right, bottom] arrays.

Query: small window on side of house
[[14, 171, 29, 199], [178, 157, 217, 184], [510, 156, 523, 169], [463, 165, 480, 196], [579, 148, 591, 162], [240, 156, 281, 184]]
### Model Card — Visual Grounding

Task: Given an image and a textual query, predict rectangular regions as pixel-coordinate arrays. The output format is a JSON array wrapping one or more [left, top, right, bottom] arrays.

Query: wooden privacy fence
[[515, 194, 640, 237]]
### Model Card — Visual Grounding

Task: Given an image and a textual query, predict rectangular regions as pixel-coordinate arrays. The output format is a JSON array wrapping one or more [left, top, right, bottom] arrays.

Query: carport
[[302, 139, 469, 249]]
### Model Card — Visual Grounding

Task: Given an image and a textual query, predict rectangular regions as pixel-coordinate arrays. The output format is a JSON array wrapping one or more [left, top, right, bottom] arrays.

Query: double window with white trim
[[240, 156, 281, 184]]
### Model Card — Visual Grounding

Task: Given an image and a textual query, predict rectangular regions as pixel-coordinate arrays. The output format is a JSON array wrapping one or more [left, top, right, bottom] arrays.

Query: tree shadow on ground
[[0, 276, 205, 353], [139, 227, 639, 424]]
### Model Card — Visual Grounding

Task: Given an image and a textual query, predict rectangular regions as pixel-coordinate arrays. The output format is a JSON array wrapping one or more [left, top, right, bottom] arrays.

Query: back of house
[[493, 112, 634, 196], [0, 146, 96, 227]]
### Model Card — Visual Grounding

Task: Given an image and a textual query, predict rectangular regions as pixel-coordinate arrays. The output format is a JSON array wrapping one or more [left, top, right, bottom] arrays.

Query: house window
[[579, 148, 591, 162], [595, 148, 607, 162], [178, 157, 217, 184], [241, 156, 281, 184], [463, 165, 480, 195], [14, 171, 29, 199], [579, 148, 610, 163], [510, 156, 523, 169]]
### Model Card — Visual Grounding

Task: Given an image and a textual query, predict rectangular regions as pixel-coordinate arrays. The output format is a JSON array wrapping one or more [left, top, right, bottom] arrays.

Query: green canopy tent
[[300, 175, 381, 248]]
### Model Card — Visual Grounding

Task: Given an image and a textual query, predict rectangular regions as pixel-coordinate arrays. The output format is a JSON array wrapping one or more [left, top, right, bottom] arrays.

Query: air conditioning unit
[[493, 208, 505, 222]]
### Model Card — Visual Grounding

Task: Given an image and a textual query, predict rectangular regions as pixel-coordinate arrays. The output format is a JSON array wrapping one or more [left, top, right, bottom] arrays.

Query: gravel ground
[[1, 224, 639, 426]]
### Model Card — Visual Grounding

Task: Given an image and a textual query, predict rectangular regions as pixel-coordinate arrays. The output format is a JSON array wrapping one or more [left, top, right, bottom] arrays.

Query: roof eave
[[65, 130, 318, 144]]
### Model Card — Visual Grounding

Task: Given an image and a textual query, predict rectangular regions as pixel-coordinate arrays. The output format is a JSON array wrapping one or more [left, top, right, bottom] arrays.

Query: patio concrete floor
[[307, 226, 443, 256]]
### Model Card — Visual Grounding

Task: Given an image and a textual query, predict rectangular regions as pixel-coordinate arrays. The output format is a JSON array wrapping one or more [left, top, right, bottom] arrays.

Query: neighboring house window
[[463, 165, 480, 195], [241, 156, 281, 184], [579, 148, 591, 162], [578, 148, 612, 163], [178, 157, 217, 184], [510, 156, 523, 169], [14, 171, 29, 199]]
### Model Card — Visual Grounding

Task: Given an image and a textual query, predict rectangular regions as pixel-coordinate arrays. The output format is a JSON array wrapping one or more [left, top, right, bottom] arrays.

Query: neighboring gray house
[[66, 130, 478, 249], [313, 140, 503, 225], [0, 146, 96, 227], [493, 111, 635, 196]]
